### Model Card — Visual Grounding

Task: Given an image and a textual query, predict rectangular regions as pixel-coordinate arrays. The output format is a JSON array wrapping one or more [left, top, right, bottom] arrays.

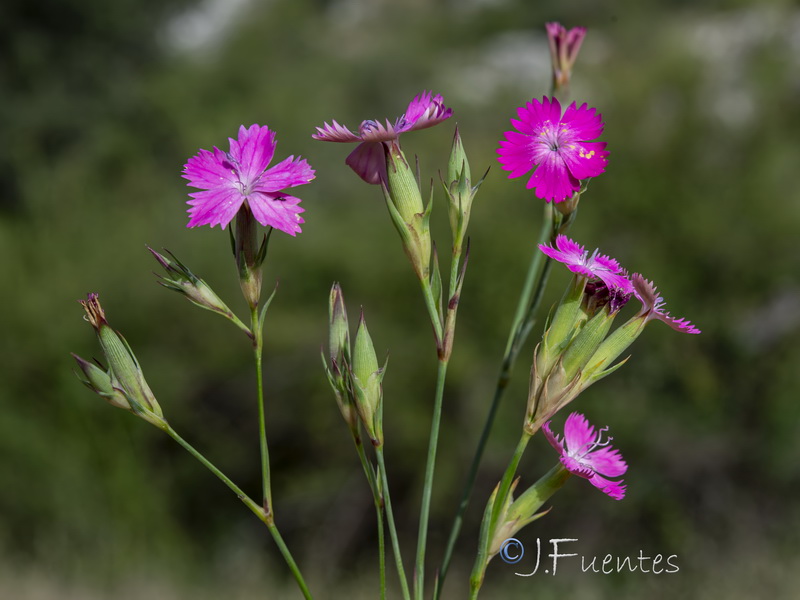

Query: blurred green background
[[2, 0, 799, 597]]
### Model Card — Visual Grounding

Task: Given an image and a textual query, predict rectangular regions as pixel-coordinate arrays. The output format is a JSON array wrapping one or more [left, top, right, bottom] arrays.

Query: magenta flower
[[313, 91, 453, 184], [546, 23, 587, 91], [539, 234, 633, 294], [632, 274, 701, 334], [543, 412, 627, 500], [497, 97, 608, 203], [182, 124, 315, 234]]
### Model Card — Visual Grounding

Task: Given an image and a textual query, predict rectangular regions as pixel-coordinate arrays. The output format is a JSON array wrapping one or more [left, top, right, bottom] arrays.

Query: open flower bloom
[[497, 97, 607, 203], [540, 234, 633, 294], [632, 274, 701, 334], [543, 412, 627, 500], [313, 91, 453, 184], [182, 124, 315, 234]]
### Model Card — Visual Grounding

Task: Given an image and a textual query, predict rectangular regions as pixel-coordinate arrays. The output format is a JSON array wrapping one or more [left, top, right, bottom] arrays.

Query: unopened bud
[[350, 311, 385, 446]]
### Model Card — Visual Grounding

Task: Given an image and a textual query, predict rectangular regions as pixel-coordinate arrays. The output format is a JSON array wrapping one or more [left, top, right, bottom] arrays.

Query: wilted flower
[[546, 22, 587, 93], [313, 91, 452, 184], [632, 274, 701, 334], [497, 97, 607, 203], [182, 124, 315, 234], [543, 412, 627, 500], [539, 235, 632, 294]]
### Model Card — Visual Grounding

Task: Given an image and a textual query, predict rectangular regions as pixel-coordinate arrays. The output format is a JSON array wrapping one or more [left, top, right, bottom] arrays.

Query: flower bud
[[383, 142, 432, 281], [350, 311, 385, 446], [444, 127, 482, 250], [77, 294, 165, 428], [149, 247, 241, 322], [72, 354, 130, 410], [546, 22, 587, 97], [328, 282, 350, 364]]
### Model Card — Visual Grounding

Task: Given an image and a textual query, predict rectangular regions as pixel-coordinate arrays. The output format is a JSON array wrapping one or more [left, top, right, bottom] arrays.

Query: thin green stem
[[487, 432, 532, 533], [435, 205, 556, 599], [265, 521, 314, 600], [164, 425, 264, 521], [354, 435, 386, 600], [420, 277, 444, 346], [164, 425, 313, 598], [251, 306, 272, 512], [414, 357, 449, 600], [377, 448, 412, 600]]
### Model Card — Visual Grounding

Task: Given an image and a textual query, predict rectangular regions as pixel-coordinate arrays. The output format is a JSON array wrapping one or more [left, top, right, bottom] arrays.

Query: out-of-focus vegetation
[[1, 0, 799, 597]]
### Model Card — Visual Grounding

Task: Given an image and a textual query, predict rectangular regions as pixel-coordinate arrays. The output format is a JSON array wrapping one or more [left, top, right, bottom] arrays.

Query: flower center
[[574, 426, 613, 460], [538, 120, 570, 153]]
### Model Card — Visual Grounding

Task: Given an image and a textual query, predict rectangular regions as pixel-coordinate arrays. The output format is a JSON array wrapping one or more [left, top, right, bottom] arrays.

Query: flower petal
[[525, 151, 580, 202], [345, 141, 387, 185], [560, 102, 604, 141], [247, 192, 305, 236], [186, 188, 244, 229], [560, 141, 608, 180], [588, 474, 626, 500], [562, 412, 596, 456], [312, 120, 362, 143], [183, 147, 238, 190], [584, 446, 628, 477], [228, 124, 277, 185], [254, 156, 315, 192], [542, 420, 566, 454], [399, 91, 453, 133]]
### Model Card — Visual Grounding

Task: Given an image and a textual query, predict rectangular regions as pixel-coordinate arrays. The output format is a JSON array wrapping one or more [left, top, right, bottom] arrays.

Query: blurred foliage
[[1, 0, 799, 597]]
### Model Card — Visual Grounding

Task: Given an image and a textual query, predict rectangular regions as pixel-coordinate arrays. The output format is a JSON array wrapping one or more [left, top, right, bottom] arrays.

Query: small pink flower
[[546, 23, 587, 90], [182, 124, 315, 235], [539, 234, 632, 294], [313, 91, 453, 184], [632, 274, 701, 334], [497, 97, 608, 203], [543, 412, 627, 500]]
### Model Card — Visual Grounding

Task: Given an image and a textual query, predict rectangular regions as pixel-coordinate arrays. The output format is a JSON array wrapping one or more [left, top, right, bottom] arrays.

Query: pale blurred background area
[[1, 0, 799, 598]]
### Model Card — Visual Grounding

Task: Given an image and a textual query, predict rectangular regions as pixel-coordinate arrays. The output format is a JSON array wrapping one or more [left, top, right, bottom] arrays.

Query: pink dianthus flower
[[182, 124, 315, 235], [539, 234, 632, 294], [543, 412, 627, 500], [313, 91, 452, 184], [497, 97, 608, 203]]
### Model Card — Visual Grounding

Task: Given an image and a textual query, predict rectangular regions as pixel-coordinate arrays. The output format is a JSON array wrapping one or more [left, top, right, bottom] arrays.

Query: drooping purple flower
[[539, 234, 633, 294], [546, 23, 587, 91], [497, 97, 608, 203], [632, 274, 701, 334], [543, 412, 627, 500], [182, 124, 315, 235], [313, 91, 453, 184]]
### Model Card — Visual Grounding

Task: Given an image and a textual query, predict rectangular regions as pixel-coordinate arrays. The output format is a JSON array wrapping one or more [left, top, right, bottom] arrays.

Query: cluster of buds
[[72, 294, 166, 429], [526, 236, 700, 433], [322, 284, 386, 447]]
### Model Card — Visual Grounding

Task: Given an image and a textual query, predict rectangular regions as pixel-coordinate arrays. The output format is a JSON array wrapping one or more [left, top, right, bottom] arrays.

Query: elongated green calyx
[[76, 294, 165, 428], [148, 247, 238, 319], [383, 142, 432, 281], [322, 283, 358, 434], [489, 465, 569, 558], [234, 207, 264, 309], [444, 126, 481, 249], [328, 282, 350, 364], [350, 311, 385, 446]]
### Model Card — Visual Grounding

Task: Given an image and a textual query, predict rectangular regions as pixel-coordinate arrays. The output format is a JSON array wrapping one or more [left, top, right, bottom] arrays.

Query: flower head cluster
[[313, 91, 452, 184], [632, 274, 701, 334], [182, 124, 315, 235], [497, 97, 608, 203], [540, 234, 633, 294], [544, 412, 627, 500]]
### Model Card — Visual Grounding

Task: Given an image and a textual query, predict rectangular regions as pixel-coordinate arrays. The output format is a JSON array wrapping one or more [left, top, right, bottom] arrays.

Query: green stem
[[435, 204, 556, 598], [164, 424, 265, 521], [488, 432, 532, 534], [377, 448, 412, 600], [251, 306, 272, 512], [354, 435, 386, 600], [414, 356, 449, 600], [164, 425, 313, 598]]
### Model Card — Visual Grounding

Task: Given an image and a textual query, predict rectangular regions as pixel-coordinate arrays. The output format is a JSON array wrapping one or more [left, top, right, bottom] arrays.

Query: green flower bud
[[72, 354, 130, 410], [77, 294, 165, 428], [328, 282, 350, 364], [350, 312, 385, 446], [383, 142, 432, 281]]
